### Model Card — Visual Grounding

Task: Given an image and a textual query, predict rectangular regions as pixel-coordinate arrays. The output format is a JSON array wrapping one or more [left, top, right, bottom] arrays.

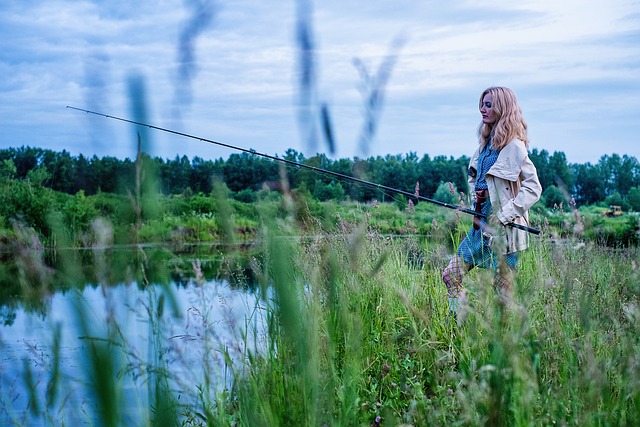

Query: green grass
[[1, 130, 638, 426], [2, 186, 640, 426], [202, 202, 640, 426]]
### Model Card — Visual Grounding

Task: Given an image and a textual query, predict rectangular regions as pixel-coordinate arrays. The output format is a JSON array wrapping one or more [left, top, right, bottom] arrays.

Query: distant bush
[[312, 180, 345, 201], [433, 181, 458, 205], [62, 191, 101, 234], [233, 188, 257, 203], [605, 191, 630, 211], [0, 179, 57, 238], [185, 194, 217, 215], [628, 186, 640, 211], [582, 215, 640, 246], [542, 185, 566, 208]]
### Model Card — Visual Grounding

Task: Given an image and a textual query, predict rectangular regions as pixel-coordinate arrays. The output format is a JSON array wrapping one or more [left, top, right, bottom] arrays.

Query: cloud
[[0, 0, 638, 164]]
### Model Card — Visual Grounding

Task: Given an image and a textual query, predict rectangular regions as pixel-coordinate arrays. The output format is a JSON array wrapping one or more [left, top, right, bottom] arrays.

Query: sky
[[1, 0, 639, 165]]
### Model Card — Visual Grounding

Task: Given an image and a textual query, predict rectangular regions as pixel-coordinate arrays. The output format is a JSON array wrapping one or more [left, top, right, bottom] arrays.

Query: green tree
[[73, 153, 93, 194], [373, 154, 406, 202], [0, 159, 17, 179], [614, 155, 640, 195], [573, 163, 606, 205], [549, 151, 574, 193], [417, 154, 467, 199], [530, 149, 574, 194], [26, 166, 51, 186], [627, 186, 640, 211], [296, 154, 333, 196], [41, 149, 74, 193], [529, 149, 553, 190], [282, 149, 306, 188], [312, 180, 345, 201], [329, 157, 356, 199], [190, 156, 223, 194], [0, 179, 57, 236], [92, 156, 133, 194], [12, 146, 43, 178], [161, 155, 192, 194], [223, 152, 278, 192], [402, 151, 420, 196], [605, 192, 629, 211], [542, 185, 566, 208], [597, 154, 640, 197], [433, 181, 458, 205]]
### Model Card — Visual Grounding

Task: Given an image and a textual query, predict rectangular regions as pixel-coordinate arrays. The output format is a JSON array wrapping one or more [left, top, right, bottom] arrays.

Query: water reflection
[[0, 246, 264, 426]]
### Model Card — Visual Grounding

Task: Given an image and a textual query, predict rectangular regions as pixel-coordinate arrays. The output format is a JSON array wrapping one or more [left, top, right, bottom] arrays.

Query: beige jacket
[[467, 138, 542, 254]]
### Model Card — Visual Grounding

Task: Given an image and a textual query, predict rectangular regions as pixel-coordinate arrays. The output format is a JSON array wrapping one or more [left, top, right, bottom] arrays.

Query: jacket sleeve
[[496, 154, 542, 224]]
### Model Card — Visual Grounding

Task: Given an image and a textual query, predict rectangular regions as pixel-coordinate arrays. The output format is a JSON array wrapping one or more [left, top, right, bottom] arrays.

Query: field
[[201, 201, 640, 426], [1, 188, 639, 426]]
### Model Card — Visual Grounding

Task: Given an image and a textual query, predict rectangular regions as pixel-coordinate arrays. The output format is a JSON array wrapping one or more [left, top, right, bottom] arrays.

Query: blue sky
[[1, 0, 639, 164]]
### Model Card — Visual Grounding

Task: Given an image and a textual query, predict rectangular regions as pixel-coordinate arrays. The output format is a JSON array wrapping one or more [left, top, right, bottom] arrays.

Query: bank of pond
[[1, 186, 638, 253]]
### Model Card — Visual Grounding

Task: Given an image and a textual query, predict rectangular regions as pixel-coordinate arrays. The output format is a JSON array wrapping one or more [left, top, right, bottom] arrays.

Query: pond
[[0, 245, 265, 426]]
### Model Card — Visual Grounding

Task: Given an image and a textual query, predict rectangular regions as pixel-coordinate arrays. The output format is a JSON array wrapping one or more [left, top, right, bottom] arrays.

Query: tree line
[[1, 146, 640, 210]]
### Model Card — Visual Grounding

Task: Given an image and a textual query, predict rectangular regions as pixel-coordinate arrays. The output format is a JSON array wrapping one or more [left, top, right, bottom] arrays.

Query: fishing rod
[[66, 106, 541, 235]]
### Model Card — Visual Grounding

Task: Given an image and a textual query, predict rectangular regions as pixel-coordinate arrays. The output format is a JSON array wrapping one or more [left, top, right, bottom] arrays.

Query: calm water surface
[[0, 248, 264, 426]]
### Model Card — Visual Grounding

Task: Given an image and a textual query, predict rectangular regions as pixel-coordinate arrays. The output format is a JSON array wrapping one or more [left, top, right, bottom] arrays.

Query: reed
[[211, 212, 640, 426], [3, 174, 640, 426]]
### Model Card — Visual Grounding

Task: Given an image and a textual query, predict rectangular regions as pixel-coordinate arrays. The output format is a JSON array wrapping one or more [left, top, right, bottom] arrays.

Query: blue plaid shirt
[[474, 142, 499, 191]]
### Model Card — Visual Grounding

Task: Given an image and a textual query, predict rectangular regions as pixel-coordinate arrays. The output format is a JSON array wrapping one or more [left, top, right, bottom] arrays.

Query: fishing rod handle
[[424, 197, 541, 235], [505, 221, 541, 235]]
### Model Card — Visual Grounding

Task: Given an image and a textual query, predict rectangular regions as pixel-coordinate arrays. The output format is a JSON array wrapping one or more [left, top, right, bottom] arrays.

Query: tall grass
[[205, 201, 640, 426], [3, 175, 640, 425]]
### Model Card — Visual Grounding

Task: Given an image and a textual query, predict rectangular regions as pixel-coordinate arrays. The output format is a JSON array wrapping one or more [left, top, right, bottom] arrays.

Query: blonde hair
[[478, 86, 528, 150]]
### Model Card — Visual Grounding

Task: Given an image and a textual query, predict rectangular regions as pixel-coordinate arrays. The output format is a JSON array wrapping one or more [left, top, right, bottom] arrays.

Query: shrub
[[0, 179, 58, 237], [233, 188, 257, 203], [627, 186, 640, 211], [312, 180, 345, 201], [604, 192, 630, 211], [433, 181, 458, 205], [62, 191, 100, 234], [186, 194, 217, 215], [542, 184, 566, 208]]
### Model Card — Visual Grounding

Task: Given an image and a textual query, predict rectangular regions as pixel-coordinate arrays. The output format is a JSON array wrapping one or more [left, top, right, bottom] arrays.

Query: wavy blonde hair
[[478, 86, 528, 150]]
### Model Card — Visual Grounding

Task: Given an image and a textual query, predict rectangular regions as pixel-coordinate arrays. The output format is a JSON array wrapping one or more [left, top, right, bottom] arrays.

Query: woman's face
[[480, 93, 497, 124]]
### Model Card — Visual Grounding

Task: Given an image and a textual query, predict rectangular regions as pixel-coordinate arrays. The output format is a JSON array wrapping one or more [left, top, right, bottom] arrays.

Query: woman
[[442, 86, 542, 315]]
